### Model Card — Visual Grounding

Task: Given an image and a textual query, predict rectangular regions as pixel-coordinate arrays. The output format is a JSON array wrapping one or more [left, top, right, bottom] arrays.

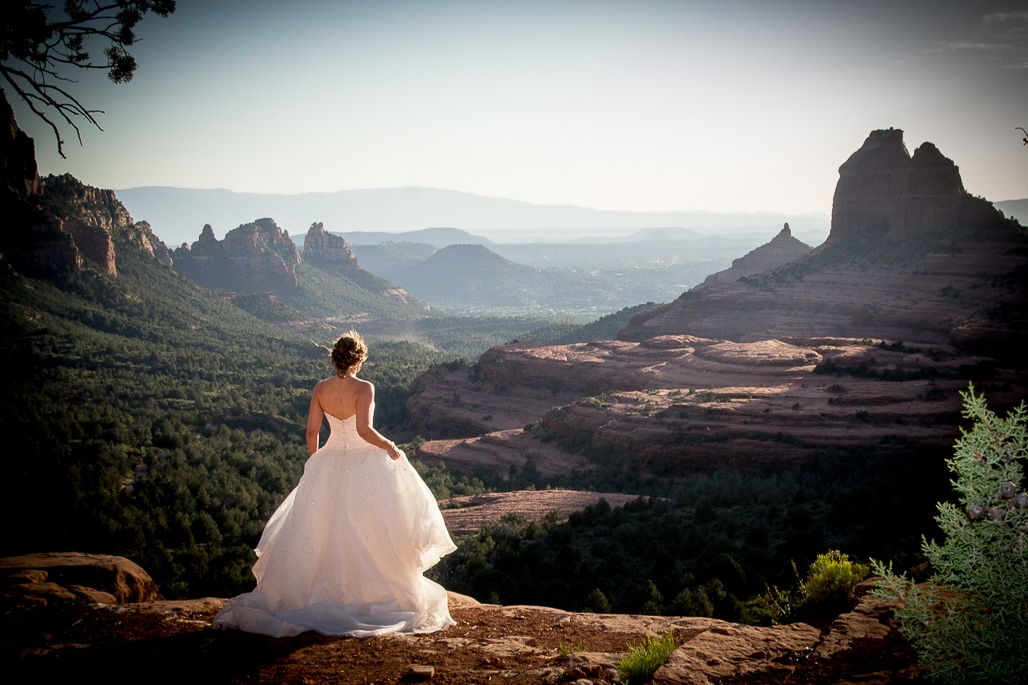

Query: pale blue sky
[[10, 0, 1028, 216]]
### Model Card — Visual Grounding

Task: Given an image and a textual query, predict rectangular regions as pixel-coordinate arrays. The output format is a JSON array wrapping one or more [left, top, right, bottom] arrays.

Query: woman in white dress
[[213, 331, 457, 637]]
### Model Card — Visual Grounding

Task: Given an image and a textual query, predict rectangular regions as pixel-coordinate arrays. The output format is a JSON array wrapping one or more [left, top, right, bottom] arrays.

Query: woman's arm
[[355, 381, 402, 460], [306, 385, 325, 455]]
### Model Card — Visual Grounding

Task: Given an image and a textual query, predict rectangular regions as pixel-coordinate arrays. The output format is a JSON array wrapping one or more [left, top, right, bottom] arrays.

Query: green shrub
[[617, 631, 678, 685], [871, 386, 1028, 684], [754, 551, 868, 624], [800, 550, 869, 609]]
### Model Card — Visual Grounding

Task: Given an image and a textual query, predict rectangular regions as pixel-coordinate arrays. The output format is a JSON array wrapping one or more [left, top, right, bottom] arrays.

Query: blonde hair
[[330, 330, 368, 375]]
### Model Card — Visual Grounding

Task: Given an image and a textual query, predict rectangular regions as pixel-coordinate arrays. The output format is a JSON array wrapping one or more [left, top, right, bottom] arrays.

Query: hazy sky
[[11, 0, 1028, 215]]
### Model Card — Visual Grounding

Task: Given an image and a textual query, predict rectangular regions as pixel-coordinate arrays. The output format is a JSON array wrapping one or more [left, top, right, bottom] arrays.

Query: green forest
[[0, 227, 455, 596]]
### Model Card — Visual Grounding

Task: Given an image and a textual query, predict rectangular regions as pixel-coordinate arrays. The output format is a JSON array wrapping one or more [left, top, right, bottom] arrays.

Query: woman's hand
[[386, 443, 403, 461]]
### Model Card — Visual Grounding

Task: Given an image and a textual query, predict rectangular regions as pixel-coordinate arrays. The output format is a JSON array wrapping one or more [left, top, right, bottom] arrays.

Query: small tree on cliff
[[0, 0, 176, 157], [871, 386, 1028, 684]]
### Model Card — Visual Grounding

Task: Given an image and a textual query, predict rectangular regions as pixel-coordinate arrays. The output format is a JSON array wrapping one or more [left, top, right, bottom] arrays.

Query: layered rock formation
[[407, 129, 1028, 476], [700, 223, 812, 287], [173, 219, 302, 292], [409, 334, 1023, 476]]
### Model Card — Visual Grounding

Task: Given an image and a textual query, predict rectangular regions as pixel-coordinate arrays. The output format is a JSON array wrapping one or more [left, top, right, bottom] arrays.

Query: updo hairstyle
[[331, 330, 368, 376]]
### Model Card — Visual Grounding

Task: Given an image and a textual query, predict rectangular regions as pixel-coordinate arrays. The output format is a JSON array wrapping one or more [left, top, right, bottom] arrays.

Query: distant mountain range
[[348, 230, 794, 312], [114, 185, 832, 248]]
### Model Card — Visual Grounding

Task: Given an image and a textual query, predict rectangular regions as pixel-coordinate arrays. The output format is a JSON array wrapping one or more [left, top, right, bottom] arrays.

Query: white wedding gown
[[213, 414, 457, 638]]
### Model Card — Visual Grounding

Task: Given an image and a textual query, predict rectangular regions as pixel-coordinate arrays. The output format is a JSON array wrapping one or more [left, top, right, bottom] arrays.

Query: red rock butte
[[408, 129, 1028, 476]]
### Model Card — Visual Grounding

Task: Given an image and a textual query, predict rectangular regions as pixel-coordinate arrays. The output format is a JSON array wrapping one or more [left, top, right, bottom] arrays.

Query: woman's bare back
[[307, 373, 399, 459], [312, 375, 368, 420]]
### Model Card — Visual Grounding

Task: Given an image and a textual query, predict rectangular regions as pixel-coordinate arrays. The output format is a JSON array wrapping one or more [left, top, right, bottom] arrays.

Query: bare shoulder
[[312, 376, 337, 395]]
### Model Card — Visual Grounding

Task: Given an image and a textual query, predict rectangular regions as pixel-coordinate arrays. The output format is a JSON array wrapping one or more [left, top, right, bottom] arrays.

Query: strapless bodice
[[323, 413, 361, 451]]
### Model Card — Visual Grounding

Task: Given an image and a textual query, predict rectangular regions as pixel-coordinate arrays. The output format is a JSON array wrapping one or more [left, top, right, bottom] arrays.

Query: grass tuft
[[617, 630, 678, 684], [557, 642, 587, 655]]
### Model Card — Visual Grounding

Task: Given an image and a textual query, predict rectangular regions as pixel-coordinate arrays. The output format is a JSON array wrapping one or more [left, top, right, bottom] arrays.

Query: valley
[[2, 103, 1026, 627]]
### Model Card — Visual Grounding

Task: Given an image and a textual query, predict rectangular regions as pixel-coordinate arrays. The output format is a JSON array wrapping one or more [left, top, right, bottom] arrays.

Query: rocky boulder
[[0, 552, 162, 606]]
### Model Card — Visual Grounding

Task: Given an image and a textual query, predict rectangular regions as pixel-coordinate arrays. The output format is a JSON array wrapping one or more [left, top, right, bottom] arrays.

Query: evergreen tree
[[872, 386, 1028, 684]]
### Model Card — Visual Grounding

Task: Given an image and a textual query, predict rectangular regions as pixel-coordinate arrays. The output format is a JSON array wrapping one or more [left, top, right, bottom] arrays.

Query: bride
[[213, 331, 457, 637]]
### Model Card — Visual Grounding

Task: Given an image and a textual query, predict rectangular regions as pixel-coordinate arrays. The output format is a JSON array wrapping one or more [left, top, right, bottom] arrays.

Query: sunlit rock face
[[173, 218, 302, 292], [121, 220, 174, 267]]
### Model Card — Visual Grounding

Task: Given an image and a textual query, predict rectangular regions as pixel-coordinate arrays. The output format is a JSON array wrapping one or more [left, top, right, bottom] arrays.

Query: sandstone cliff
[[173, 219, 302, 293]]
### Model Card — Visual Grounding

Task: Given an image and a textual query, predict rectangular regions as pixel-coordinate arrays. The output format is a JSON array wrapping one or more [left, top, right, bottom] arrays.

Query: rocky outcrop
[[618, 130, 1027, 355], [173, 219, 302, 292], [122, 220, 174, 267], [0, 211, 84, 277], [0, 552, 162, 606], [36, 174, 141, 276], [0, 177, 172, 279], [830, 128, 1003, 244], [5, 580, 923, 684], [406, 129, 1026, 477], [62, 217, 117, 275], [700, 223, 812, 287], [41, 174, 133, 233], [303, 221, 360, 271]]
